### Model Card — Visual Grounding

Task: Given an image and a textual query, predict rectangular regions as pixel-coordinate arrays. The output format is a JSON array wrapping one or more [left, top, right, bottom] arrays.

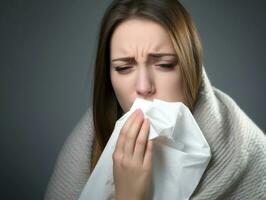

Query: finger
[[133, 118, 150, 161], [124, 109, 144, 157], [113, 109, 139, 158], [143, 140, 153, 169]]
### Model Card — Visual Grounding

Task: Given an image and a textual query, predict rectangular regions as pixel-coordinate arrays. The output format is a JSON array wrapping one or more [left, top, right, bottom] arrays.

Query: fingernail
[[135, 109, 140, 115], [136, 109, 142, 116]]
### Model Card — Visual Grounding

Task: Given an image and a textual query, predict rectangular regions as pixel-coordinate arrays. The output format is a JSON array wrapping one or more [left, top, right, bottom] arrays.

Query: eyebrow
[[111, 53, 177, 62]]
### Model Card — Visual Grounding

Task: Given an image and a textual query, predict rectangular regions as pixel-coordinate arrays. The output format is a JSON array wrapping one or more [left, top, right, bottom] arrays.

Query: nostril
[[136, 85, 155, 97]]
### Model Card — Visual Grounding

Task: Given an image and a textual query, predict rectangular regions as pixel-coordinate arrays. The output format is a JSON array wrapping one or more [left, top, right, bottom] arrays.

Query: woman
[[44, 0, 266, 199]]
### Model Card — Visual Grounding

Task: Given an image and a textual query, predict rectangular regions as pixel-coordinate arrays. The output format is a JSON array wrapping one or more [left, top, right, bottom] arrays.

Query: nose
[[135, 67, 155, 97]]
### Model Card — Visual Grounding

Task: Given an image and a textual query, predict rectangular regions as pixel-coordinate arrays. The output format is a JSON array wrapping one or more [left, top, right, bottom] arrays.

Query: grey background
[[0, 0, 265, 199]]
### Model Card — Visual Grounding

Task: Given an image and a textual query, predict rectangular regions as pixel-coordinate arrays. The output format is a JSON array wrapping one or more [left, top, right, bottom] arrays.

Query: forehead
[[110, 18, 175, 58]]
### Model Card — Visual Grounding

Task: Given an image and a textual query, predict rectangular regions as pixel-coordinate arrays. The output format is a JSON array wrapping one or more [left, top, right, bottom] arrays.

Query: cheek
[[110, 74, 133, 111], [155, 71, 184, 101]]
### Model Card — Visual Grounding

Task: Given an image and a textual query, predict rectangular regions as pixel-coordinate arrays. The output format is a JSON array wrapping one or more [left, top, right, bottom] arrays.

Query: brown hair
[[91, 0, 203, 170]]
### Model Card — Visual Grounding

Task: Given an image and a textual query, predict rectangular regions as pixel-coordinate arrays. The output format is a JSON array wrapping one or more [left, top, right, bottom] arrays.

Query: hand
[[112, 109, 153, 200]]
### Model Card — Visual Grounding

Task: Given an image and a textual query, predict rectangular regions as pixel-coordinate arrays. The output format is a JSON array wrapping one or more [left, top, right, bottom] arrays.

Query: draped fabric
[[44, 68, 266, 200]]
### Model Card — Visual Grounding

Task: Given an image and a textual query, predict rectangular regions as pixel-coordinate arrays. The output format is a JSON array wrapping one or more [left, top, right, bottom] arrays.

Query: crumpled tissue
[[79, 98, 211, 200]]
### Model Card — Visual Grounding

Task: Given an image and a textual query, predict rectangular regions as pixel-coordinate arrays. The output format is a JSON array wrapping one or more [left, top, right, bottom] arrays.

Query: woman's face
[[110, 18, 185, 112]]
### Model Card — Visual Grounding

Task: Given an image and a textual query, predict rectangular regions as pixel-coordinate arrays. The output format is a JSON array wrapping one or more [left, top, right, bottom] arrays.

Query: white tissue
[[79, 98, 211, 200]]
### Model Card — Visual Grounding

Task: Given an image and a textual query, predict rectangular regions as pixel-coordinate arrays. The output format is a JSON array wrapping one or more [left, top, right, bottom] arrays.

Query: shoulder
[[61, 107, 95, 160], [44, 107, 95, 200], [69, 107, 95, 143], [212, 87, 266, 154]]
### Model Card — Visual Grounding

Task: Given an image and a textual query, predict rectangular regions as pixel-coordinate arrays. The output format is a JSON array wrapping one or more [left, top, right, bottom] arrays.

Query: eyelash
[[114, 64, 176, 72]]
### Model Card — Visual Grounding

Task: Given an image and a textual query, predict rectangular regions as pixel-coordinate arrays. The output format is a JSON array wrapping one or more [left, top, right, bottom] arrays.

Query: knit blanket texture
[[44, 69, 266, 200]]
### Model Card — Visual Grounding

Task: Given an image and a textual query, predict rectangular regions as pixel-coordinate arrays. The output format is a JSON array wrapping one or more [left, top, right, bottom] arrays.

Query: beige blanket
[[44, 68, 266, 200]]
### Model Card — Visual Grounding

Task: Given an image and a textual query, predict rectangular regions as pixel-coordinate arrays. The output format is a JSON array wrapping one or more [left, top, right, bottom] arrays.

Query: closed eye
[[114, 66, 132, 71], [157, 63, 176, 69], [114, 66, 132, 73], [113, 63, 176, 74]]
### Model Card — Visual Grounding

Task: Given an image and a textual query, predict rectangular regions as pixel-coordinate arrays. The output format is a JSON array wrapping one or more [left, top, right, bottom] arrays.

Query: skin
[[110, 17, 186, 200]]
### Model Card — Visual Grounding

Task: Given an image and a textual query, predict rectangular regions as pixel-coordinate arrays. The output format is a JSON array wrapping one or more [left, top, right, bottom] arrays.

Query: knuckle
[[121, 159, 129, 169], [127, 132, 136, 141], [121, 124, 128, 134], [136, 138, 146, 146], [112, 152, 121, 162], [120, 127, 126, 137], [118, 132, 126, 143], [119, 134, 125, 142]]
